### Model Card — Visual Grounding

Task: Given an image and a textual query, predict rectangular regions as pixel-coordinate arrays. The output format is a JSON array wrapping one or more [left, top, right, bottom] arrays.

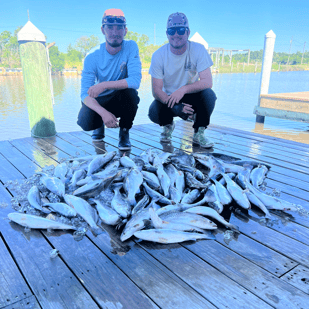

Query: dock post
[[256, 30, 276, 123], [17, 21, 56, 137]]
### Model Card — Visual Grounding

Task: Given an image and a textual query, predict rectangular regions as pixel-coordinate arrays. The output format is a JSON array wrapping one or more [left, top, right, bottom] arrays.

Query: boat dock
[[0, 121, 309, 309]]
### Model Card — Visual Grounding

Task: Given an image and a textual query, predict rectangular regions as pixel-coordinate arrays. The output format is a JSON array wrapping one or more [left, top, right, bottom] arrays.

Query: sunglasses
[[167, 27, 188, 36], [105, 17, 125, 24]]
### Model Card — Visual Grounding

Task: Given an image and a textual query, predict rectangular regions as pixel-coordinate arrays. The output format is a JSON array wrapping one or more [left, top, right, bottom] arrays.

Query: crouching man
[[77, 8, 142, 150], [148, 12, 217, 148]]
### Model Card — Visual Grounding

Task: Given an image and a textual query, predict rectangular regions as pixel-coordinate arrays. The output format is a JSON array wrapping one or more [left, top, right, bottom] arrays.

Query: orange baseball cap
[[102, 9, 126, 25]]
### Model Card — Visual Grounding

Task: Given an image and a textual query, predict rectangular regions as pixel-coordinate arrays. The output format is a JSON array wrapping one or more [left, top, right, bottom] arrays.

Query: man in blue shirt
[[77, 8, 142, 150]]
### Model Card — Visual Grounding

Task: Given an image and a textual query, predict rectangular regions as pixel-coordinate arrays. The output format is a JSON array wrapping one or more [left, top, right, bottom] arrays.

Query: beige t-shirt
[[149, 41, 213, 95]]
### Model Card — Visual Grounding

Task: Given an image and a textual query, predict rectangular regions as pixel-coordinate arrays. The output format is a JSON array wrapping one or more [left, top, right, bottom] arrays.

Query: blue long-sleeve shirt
[[81, 40, 142, 102]]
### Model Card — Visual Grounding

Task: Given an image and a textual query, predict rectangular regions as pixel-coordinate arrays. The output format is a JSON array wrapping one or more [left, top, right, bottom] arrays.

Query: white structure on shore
[[190, 32, 209, 51]]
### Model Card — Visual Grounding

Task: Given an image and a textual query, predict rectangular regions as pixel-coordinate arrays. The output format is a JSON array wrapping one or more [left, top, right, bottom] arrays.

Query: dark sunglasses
[[167, 27, 188, 36], [105, 17, 125, 24]]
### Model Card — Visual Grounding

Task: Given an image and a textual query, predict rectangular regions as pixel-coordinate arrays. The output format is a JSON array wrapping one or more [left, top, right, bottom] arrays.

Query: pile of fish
[[7, 148, 302, 244]]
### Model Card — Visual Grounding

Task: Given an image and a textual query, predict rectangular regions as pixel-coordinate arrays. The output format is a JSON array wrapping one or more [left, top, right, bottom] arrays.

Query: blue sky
[[1, 0, 308, 54]]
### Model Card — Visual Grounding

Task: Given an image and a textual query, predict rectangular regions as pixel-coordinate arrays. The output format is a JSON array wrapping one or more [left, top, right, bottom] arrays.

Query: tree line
[[1, 27, 308, 72]]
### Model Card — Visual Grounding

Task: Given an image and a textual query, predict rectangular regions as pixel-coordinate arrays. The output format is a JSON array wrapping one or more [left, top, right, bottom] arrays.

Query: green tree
[[66, 44, 83, 68], [126, 31, 149, 61], [75, 35, 99, 57], [49, 45, 65, 72]]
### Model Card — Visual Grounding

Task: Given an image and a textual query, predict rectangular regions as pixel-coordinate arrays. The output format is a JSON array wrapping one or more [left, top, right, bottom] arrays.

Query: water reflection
[[1, 71, 309, 144]]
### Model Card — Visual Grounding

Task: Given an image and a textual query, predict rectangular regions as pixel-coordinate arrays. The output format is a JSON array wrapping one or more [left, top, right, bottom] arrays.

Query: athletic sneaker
[[193, 127, 214, 148], [160, 122, 175, 142]]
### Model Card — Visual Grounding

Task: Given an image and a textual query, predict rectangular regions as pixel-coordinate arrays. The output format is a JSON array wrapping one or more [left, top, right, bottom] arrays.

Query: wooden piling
[[17, 21, 56, 138]]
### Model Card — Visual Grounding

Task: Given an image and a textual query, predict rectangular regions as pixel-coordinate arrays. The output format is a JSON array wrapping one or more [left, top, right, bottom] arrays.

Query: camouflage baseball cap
[[167, 12, 189, 29], [102, 8, 126, 25]]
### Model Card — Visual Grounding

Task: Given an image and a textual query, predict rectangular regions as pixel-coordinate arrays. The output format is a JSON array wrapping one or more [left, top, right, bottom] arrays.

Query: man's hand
[[167, 88, 186, 108], [88, 83, 106, 98], [182, 103, 194, 115], [101, 110, 119, 128]]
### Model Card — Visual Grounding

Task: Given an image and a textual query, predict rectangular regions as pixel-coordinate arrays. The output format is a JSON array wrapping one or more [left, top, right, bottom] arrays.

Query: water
[[1, 71, 309, 143]]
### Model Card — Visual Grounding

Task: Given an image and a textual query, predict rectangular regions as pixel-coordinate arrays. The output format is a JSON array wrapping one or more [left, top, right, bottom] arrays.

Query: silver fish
[[73, 179, 105, 198], [91, 199, 121, 225], [141, 171, 161, 191], [8, 213, 76, 230], [41, 175, 65, 198], [185, 206, 239, 232], [221, 174, 251, 210], [212, 179, 232, 205], [207, 184, 224, 213], [87, 151, 117, 175], [169, 186, 182, 203], [156, 164, 171, 197], [54, 162, 68, 181], [64, 194, 103, 236], [143, 182, 172, 205], [181, 189, 201, 204], [170, 150, 195, 167], [120, 208, 151, 241], [164, 164, 179, 186], [195, 155, 225, 178], [70, 169, 87, 187], [27, 186, 50, 213], [111, 184, 131, 218], [44, 202, 77, 217], [245, 181, 298, 211], [175, 169, 185, 194], [120, 156, 136, 168], [173, 163, 205, 180], [134, 229, 214, 244], [184, 172, 207, 189], [250, 165, 268, 188], [245, 191, 272, 218], [149, 208, 206, 234], [156, 204, 183, 216], [235, 166, 253, 189], [161, 212, 217, 230], [123, 168, 143, 206], [132, 195, 150, 215]]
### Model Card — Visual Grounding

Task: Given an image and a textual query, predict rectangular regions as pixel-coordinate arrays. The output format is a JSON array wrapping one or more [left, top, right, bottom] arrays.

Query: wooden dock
[[0, 121, 309, 309]]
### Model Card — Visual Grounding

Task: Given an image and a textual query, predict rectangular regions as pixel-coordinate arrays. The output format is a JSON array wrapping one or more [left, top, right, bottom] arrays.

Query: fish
[[195, 155, 225, 178], [120, 208, 151, 241], [245, 191, 272, 218], [54, 162, 68, 181], [8, 213, 77, 230], [169, 186, 182, 203], [40, 175, 65, 198], [235, 165, 253, 189], [250, 165, 268, 187], [170, 150, 195, 167], [175, 169, 185, 194], [131, 195, 150, 215], [160, 212, 217, 230], [134, 229, 215, 244], [184, 206, 239, 232], [212, 179, 232, 205], [120, 156, 136, 168], [217, 160, 245, 174], [173, 163, 205, 180], [27, 186, 50, 213], [245, 181, 298, 211], [143, 182, 172, 205], [91, 199, 122, 225], [221, 173, 251, 210], [207, 184, 224, 214], [156, 164, 171, 197], [43, 202, 77, 217], [123, 168, 143, 206], [87, 151, 117, 175], [111, 184, 131, 218], [141, 171, 161, 191], [184, 172, 208, 189], [64, 195, 103, 236], [73, 179, 105, 198], [70, 169, 87, 187], [181, 189, 201, 204], [164, 164, 179, 186], [149, 208, 206, 234]]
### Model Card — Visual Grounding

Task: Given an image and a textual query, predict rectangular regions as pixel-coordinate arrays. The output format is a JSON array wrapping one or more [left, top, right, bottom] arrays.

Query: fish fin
[[230, 224, 240, 233]]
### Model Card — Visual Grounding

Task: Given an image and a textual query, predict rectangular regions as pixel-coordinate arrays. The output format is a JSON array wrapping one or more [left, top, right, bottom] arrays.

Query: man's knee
[[148, 100, 161, 124], [122, 89, 140, 107], [200, 88, 217, 104]]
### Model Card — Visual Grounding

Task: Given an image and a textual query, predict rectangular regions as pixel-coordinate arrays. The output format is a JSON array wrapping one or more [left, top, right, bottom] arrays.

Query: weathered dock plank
[[1, 295, 40, 309], [281, 265, 309, 295]]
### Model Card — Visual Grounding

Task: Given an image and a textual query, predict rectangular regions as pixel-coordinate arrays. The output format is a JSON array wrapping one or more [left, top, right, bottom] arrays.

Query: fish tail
[[91, 226, 104, 237], [229, 224, 240, 233]]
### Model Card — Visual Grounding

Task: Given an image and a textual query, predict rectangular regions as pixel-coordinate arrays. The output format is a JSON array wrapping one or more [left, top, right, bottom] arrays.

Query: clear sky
[[1, 0, 308, 54]]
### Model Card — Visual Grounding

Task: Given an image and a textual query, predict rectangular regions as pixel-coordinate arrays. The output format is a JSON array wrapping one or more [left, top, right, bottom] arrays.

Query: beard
[[169, 39, 187, 49], [106, 38, 123, 48]]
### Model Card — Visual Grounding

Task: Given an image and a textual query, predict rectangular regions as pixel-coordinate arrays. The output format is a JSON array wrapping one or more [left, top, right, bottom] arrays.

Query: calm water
[[1, 71, 309, 143]]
